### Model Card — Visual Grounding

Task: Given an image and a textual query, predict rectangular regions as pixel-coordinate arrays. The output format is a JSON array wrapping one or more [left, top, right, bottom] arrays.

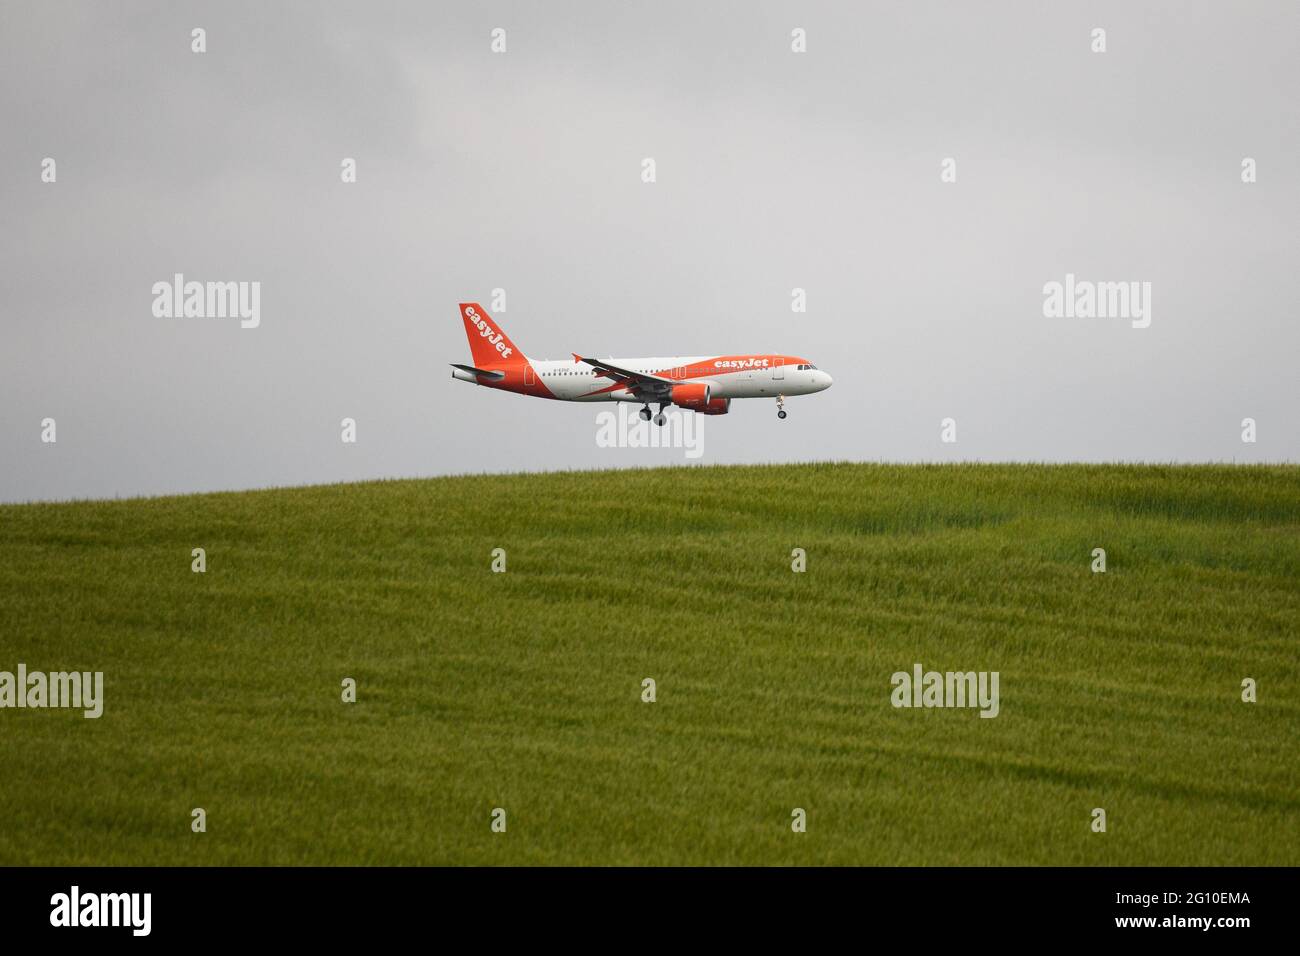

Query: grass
[[0, 463, 1296, 865]]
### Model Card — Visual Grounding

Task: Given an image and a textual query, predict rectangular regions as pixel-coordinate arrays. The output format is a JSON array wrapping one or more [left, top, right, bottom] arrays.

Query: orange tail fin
[[459, 303, 526, 367]]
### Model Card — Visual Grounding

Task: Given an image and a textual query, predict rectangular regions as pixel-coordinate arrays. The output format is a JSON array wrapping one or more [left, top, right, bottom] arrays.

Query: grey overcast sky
[[2, 1, 1297, 502]]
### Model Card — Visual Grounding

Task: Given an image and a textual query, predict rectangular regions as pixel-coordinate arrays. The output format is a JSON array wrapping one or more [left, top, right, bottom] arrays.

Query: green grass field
[[1, 463, 1296, 866]]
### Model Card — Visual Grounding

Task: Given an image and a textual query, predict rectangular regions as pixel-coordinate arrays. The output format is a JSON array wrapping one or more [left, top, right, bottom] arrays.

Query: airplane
[[451, 302, 832, 423]]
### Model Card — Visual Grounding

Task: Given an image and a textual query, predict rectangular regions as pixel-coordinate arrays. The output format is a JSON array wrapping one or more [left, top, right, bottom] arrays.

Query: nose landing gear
[[777, 395, 787, 420]]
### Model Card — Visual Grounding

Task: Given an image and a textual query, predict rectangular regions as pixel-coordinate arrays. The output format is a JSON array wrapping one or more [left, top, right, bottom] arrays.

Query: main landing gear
[[639, 402, 669, 426], [777, 395, 787, 420]]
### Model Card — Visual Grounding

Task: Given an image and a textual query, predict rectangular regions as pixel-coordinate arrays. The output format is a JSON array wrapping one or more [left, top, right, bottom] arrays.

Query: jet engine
[[670, 382, 712, 410], [698, 397, 730, 415]]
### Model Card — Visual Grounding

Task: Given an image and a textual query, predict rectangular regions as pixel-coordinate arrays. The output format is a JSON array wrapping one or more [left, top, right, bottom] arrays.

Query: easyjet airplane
[[451, 303, 832, 423]]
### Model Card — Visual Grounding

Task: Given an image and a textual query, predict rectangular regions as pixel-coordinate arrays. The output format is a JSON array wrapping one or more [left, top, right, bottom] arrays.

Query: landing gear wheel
[[639, 405, 652, 421], [777, 410, 787, 420], [776, 395, 787, 420], [654, 413, 667, 427]]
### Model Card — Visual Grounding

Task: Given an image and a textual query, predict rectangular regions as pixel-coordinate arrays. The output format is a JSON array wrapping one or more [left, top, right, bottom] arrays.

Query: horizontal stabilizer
[[450, 363, 505, 381]]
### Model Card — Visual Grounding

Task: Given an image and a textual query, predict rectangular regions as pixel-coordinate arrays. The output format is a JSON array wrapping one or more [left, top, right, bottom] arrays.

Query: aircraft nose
[[819, 371, 833, 390]]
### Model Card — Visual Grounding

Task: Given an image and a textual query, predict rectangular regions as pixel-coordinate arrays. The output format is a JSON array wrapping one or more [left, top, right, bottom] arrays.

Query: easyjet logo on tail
[[463, 304, 513, 359]]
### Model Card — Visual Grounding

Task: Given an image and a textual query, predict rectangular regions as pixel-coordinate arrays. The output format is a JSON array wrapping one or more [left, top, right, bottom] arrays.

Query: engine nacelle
[[670, 382, 712, 410], [698, 397, 730, 415]]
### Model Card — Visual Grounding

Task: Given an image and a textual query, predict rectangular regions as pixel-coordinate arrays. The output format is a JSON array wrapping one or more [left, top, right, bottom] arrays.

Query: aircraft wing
[[574, 354, 674, 397]]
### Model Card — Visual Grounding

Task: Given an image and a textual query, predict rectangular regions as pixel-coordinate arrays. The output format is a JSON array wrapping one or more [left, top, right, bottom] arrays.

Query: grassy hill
[[1, 463, 1296, 866]]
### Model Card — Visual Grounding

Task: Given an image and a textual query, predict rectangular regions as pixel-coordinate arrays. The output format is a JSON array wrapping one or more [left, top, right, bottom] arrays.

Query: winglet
[[572, 352, 582, 363]]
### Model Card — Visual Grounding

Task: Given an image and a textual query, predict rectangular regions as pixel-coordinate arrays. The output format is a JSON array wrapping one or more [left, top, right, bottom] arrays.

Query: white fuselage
[[528, 357, 832, 402]]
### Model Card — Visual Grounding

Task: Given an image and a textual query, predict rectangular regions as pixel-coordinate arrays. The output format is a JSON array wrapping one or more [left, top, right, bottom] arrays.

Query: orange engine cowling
[[698, 397, 730, 415], [670, 382, 712, 410]]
